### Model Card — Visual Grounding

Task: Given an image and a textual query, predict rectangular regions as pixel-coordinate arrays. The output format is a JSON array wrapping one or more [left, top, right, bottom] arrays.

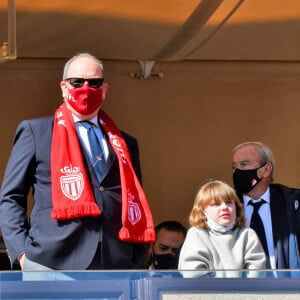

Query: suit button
[[99, 186, 105, 192]]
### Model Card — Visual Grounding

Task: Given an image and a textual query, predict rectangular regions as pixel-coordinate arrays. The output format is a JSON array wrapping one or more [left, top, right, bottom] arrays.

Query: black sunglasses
[[65, 78, 104, 89]]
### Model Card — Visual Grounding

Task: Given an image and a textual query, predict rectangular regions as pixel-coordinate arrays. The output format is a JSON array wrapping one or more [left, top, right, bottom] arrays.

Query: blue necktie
[[80, 121, 105, 181]]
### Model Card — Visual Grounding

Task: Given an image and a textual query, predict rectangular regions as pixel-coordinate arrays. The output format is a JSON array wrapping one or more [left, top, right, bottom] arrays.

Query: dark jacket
[[0, 116, 145, 270], [240, 183, 300, 269]]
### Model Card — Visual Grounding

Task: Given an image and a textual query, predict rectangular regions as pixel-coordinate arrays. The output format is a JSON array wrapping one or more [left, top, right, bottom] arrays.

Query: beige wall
[[0, 59, 299, 227]]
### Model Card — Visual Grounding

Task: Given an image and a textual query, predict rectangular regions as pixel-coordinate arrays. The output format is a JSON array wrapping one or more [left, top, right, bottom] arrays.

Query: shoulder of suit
[[270, 183, 300, 194], [270, 184, 300, 208], [16, 116, 54, 137], [120, 130, 138, 143], [19, 115, 53, 127]]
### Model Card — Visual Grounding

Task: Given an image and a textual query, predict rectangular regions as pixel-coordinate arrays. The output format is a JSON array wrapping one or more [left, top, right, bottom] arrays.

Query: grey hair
[[233, 142, 275, 181], [62, 53, 105, 80]]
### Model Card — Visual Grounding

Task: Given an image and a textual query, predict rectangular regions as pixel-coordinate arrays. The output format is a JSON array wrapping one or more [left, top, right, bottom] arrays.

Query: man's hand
[[18, 253, 25, 269]]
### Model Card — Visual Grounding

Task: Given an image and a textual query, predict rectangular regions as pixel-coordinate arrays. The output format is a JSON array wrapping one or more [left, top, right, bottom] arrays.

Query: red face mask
[[66, 85, 104, 116]]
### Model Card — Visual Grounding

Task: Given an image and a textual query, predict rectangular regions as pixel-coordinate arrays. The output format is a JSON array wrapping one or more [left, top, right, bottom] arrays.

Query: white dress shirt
[[243, 188, 276, 269]]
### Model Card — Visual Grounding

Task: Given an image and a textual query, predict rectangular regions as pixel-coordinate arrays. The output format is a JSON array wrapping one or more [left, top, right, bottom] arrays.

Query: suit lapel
[[270, 185, 290, 268]]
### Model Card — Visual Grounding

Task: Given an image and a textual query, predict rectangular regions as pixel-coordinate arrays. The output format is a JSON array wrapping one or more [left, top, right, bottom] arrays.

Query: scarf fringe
[[119, 227, 156, 243], [51, 203, 101, 220]]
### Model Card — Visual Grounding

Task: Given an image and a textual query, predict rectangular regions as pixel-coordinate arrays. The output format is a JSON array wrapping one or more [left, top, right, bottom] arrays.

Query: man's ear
[[148, 243, 154, 255], [101, 83, 108, 99], [262, 162, 272, 178], [145, 243, 154, 268], [60, 81, 68, 99]]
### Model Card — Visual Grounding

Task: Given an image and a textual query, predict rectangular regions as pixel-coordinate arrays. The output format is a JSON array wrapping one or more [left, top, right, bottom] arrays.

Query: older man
[[0, 53, 155, 271], [232, 141, 300, 270]]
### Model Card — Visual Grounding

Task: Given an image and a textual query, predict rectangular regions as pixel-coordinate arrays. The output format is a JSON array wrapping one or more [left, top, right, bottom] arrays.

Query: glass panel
[[0, 270, 299, 299]]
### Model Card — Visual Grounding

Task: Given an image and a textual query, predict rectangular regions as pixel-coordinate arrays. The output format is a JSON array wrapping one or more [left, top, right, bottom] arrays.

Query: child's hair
[[189, 180, 246, 229]]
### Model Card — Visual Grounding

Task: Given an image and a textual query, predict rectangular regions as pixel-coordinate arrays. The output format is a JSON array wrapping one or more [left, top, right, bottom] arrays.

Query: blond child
[[178, 180, 266, 277]]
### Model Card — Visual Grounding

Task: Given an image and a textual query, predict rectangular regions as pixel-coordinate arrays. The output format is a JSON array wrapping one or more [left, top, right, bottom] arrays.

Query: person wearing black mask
[[146, 221, 186, 270], [232, 142, 300, 271]]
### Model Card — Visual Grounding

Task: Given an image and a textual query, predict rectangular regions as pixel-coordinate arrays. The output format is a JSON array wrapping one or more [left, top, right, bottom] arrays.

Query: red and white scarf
[[51, 103, 155, 243]]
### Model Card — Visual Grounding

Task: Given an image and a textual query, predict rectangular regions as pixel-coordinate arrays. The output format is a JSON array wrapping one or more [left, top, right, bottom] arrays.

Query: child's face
[[204, 200, 236, 227]]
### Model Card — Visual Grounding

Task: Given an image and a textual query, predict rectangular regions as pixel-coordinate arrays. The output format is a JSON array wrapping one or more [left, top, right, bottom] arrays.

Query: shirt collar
[[72, 114, 99, 127], [243, 187, 270, 206]]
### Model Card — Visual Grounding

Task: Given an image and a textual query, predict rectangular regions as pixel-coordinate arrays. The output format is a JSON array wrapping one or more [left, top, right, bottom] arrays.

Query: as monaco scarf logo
[[128, 191, 141, 225], [60, 165, 84, 201]]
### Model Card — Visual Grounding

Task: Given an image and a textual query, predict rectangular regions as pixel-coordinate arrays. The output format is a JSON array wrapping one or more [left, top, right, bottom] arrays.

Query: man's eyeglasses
[[65, 78, 104, 89]]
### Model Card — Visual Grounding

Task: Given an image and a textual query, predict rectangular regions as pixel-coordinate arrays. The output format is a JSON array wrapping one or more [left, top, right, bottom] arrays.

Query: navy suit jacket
[[0, 116, 145, 270], [241, 183, 300, 269]]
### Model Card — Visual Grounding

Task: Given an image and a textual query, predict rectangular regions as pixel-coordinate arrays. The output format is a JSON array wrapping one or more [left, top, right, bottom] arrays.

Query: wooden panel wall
[[0, 59, 299, 227]]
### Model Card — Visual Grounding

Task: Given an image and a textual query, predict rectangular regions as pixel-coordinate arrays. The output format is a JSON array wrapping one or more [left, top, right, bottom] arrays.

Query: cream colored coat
[[178, 226, 266, 278]]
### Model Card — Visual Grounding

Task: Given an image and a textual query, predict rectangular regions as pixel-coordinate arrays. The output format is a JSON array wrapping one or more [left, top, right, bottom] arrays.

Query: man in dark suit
[[0, 53, 154, 271], [232, 141, 300, 270]]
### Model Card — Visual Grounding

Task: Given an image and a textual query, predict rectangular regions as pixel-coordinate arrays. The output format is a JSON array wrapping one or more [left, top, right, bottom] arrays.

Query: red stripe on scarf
[[51, 103, 155, 243]]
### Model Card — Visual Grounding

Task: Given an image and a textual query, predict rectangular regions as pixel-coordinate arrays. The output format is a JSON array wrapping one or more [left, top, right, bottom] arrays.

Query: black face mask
[[151, 244, 181, 269], [152, 252, 174, 269], [233, 164, 266, 194]]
